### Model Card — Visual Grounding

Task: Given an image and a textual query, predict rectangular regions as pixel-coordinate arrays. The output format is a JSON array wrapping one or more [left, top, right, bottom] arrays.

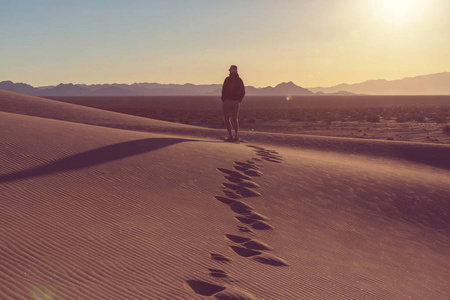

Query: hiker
[[221, 65, 245, 142]]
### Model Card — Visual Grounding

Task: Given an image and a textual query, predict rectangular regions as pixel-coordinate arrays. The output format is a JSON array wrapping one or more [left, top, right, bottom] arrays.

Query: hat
[[229, 65, 238, 72]]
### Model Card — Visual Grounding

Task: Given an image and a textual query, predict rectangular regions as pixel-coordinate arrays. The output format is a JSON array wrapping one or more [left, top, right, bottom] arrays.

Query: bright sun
[[374, 0, 422, 25]]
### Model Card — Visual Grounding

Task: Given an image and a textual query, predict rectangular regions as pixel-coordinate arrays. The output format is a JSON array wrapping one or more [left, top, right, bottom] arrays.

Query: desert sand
[[0, 90, 449, 299]]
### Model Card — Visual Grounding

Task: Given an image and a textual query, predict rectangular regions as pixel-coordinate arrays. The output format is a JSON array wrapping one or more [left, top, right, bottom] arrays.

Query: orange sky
[[1, 0, 449, 87]]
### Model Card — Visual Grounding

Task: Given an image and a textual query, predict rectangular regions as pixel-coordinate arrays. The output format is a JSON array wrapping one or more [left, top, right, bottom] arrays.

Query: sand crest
[[1, 90, 449, 299]]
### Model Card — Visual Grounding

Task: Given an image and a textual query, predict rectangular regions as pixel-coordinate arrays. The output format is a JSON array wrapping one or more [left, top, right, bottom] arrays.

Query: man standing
[[221, 65, 245, 142]]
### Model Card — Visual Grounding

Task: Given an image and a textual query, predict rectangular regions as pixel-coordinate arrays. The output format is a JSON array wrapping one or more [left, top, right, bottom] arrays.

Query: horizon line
[[2, 71, 449, 90]]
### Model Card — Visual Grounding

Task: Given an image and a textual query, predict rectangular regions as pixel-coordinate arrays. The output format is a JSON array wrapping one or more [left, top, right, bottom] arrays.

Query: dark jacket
[[221, 73, 245, 102]]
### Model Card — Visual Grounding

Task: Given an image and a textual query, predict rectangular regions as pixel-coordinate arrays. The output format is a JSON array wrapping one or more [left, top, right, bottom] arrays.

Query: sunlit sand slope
[[0, 91, 449, 299], [1, 89, 449, 170]]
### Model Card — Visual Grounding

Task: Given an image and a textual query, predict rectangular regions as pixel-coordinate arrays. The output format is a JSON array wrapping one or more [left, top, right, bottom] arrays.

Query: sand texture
[[1, 90, 449, 299]]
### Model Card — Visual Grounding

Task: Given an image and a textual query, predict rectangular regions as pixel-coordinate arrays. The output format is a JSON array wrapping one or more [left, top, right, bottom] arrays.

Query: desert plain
[[0, 90, 449, 299], [47, 95, 450, 145]]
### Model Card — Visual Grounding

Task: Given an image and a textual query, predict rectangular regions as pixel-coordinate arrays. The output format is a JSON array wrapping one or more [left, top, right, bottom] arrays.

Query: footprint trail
[[186, 144, 287, 299]]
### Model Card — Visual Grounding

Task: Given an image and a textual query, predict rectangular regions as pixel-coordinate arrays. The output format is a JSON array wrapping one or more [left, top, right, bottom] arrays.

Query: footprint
[[233, 165, 249, 172], [253, 253, 289, 267], [251, 220, 274, 230], [222, 183, 241, 190], [261, 157, 282, 163], [208, 268, 228, 278], [247, 159, 260, 164], [237, 225, 252, 233], [234, 161, 260, 170], [210, 253, 231, 263], [216, 195, 268, 224], [230, 201, 254, 215], [224, 176, 243, 183], [235, 216, 274, 230], [225, 234, 251, 243], [215, 196, 236, 205], [229, 246, 288, 267], [235, 216, 255, 225], [223, 190, 242, 199], [185, 280, 225, 296], [235, 187, 261, 198], [243, 240, 272, 251], [246, 145, 283, 163], [217, 168, 234, 175], [237, 180, 260, 189], [265, 150, 279, 155], [215, 288, 256, 300], [246, 211, 270, 221], [255, 150, 268, 155], [246, 145, 265, 151], [217, 168, 253, 181], [233, 165, 261, 173], [229, 246, 261, 257], [230, 202, 268, 222], [242, 169, 263, 177], [257, 152, 281, 160], [225, 234, 272, 251]]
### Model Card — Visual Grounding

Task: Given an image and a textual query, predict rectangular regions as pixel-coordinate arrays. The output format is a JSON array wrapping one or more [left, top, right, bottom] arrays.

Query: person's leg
[[225, 117, 233, 138], [223, 101, 233, 139], [231, 117, 239, 140], [231, 101, 240, 140]]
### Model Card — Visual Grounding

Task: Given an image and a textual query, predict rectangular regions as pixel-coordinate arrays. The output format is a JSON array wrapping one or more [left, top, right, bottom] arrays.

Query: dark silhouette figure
[[221, 65, 245, 142]]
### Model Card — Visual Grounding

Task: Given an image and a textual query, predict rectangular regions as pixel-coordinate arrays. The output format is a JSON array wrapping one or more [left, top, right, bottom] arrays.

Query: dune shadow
[[397, 145, 450, 171], [0, 137, 197, 183]]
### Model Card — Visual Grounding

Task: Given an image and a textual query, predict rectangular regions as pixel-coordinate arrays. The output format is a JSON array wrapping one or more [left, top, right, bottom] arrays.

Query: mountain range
[[0, 81, 313, 97], [1, 72, 449, 96], [309, 72, 450, 95]]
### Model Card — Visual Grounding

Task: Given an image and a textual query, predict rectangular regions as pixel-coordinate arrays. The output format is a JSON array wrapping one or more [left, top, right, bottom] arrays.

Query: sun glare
[[373, 0, 422, 25]]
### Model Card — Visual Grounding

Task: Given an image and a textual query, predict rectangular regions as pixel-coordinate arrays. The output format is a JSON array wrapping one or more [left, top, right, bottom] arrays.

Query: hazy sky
[[1, 0, 449, 87]]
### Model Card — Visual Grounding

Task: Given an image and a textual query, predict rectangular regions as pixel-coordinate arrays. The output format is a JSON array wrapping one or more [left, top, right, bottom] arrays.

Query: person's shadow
[[0, 138, 197, 183]]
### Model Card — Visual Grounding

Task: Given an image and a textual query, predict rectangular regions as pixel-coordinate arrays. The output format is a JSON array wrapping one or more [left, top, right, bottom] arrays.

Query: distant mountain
[[308, 72, 450, 95], [0, 81, 37, 95], [249, 81, 313, 96], [0, 81, 312, 96], [41, 83, 89, 96], [90, 86, 138, 96], [314, 90, 357, 96], [3, 73, 447, 96]]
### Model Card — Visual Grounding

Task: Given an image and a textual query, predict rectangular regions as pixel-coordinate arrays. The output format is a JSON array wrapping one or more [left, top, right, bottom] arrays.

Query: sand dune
[[1, 90, 449, 299]]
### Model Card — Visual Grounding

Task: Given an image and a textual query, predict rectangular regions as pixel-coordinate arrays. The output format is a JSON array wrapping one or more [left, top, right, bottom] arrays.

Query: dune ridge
[[1, 90, 449, 299], [1, 90, 449, 170]]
